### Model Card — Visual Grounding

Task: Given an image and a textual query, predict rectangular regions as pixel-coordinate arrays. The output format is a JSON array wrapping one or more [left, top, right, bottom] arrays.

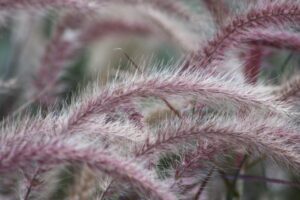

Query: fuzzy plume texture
[[0, 0, 300, 200]]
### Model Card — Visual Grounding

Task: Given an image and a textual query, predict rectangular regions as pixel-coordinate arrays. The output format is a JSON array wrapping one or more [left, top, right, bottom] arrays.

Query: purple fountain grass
[[138, 6, 199, 52], [32, 15, 149, 105], [1, 0, 300, 198], [106, 0, 195, 21], [203, 0, 229, 26], [135, 115, 300, 170], [0, 0, 195, 23], [0, 113, 146, 198], [30, 1, 198, 106], [79, 19, 153, 43], [0, 0, 98, 11], [169, 142, 222, 197], [241, 45, 263, 84], [0, 112, 147, 162], [64, 69, 292, 133], [243, 29, 300, 51], [77, 11, 195, 50], [174, 143, 221, 180], [33, 16, 154, 106], [273, 75, 300, 102], [32, 10, 197, 106], [0, 137, 176, 200], [33, 13, 84, 106], [193, 1, 300, 68], [119, 102, 145, 129], [203, 0, 264, 85], [59, 113, 147, 150]]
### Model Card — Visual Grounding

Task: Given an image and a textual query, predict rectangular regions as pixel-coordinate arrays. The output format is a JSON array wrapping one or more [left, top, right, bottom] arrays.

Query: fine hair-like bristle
[[1, 1, 300, 199]]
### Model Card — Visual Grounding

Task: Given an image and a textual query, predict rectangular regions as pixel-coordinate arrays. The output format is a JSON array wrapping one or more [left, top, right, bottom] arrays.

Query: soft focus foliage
[[0, 0, 299, 199]]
